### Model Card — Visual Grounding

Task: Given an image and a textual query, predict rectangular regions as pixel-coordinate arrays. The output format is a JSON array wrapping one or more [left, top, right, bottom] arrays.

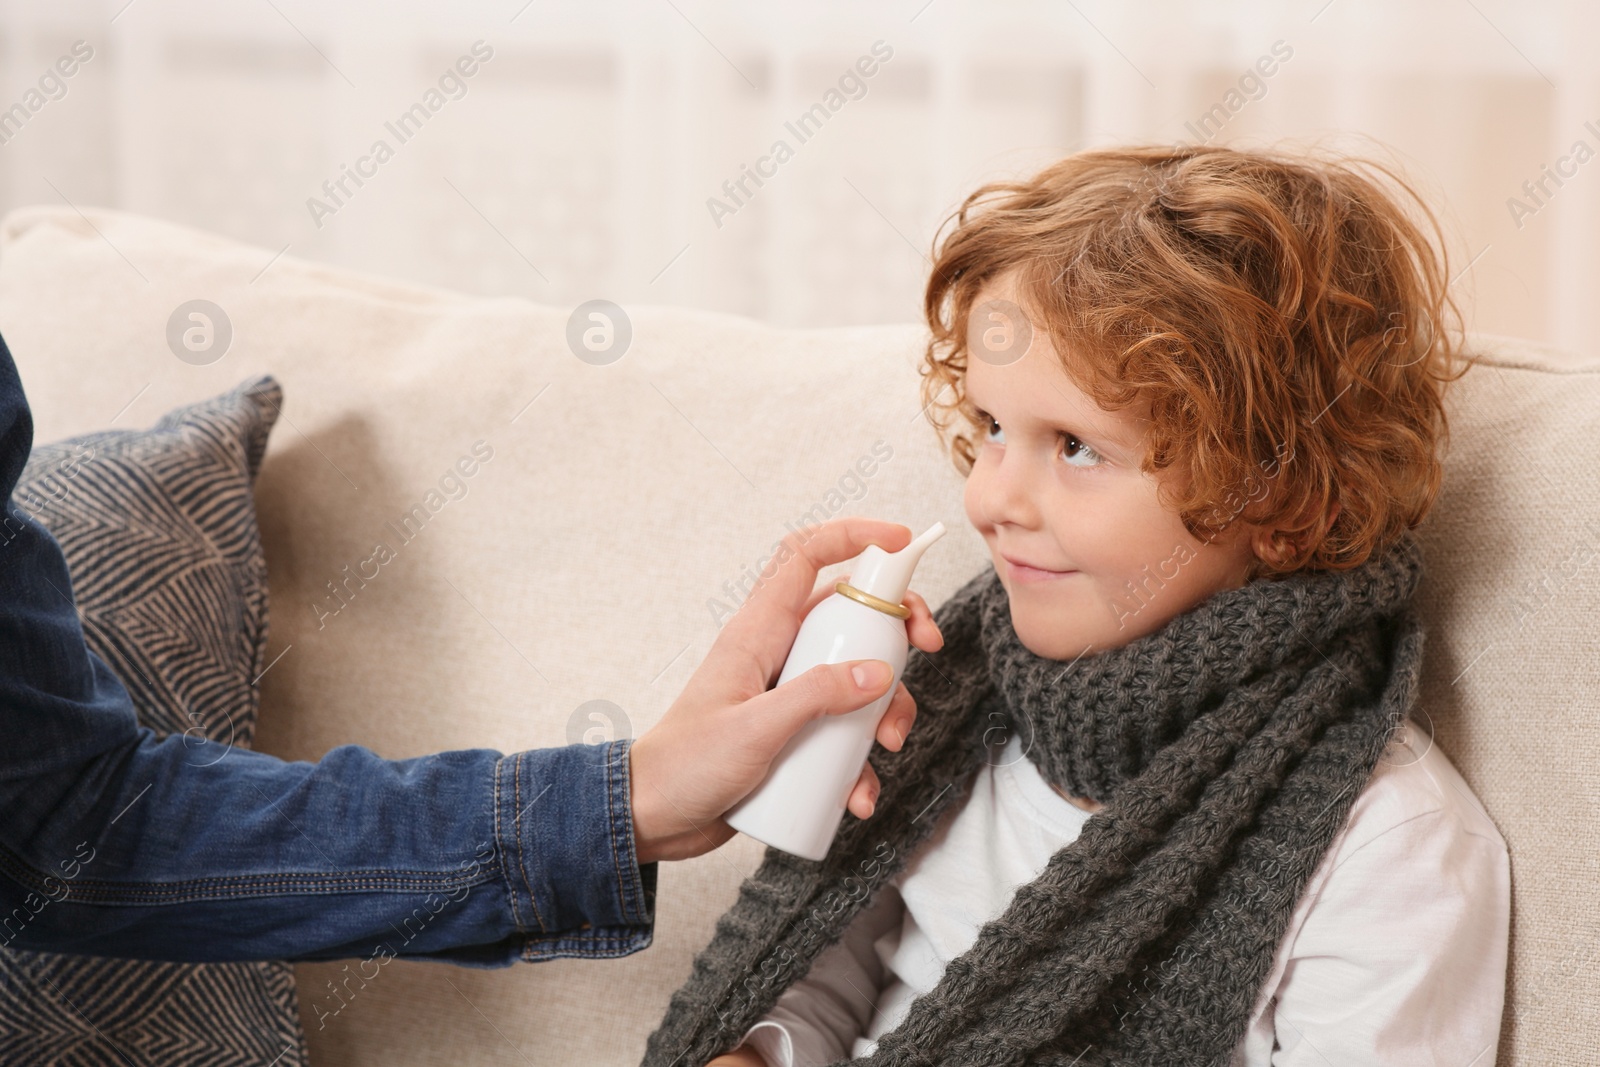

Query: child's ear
[[1250, 500, 1341, 569], [1249, 526, 1290, 569]]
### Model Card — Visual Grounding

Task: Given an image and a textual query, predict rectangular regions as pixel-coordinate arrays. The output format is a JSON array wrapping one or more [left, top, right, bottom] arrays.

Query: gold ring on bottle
[[834, 580, 911, 619]]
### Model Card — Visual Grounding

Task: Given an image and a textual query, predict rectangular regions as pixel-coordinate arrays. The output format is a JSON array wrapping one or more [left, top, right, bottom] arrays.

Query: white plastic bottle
[[725, 522, 947, 861]]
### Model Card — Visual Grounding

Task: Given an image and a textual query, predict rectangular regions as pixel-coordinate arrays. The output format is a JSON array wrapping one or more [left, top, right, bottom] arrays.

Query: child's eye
[[975, 409, 1103, 469], [1058, 433, 1103, 468]]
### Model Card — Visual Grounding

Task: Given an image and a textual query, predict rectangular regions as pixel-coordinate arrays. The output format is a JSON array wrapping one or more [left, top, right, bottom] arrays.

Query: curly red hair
[[919, 143, 1477, 578]]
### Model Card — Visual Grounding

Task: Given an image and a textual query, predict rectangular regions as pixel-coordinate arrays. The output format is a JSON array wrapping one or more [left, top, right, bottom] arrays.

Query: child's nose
[[976, 449, 1045, 531]]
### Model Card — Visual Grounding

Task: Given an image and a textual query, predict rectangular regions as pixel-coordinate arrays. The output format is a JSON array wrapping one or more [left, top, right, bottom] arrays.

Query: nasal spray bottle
[[725, 522, 947, 861]]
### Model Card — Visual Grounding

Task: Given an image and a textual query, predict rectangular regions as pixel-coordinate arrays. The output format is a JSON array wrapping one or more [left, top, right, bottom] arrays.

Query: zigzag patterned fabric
[[0, 376, 308, 1066]]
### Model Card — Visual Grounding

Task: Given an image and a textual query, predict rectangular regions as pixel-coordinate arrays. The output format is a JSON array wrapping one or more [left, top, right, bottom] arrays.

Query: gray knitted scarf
[[644, 530, 1427, 1067]]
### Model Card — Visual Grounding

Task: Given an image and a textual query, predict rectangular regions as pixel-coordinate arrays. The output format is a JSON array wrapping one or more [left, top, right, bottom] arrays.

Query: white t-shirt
[[740, 721, 1509, 1066]]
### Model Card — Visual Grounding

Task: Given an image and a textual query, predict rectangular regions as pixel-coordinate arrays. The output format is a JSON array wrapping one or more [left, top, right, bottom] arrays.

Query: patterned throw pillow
[[0, 376, 307, 1065]]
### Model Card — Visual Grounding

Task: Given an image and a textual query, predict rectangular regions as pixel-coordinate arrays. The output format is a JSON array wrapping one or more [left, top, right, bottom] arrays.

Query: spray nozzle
[[846, 522, 947, 609]]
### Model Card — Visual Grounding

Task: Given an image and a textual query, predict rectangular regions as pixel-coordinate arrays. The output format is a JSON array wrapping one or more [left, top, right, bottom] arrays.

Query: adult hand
[[629, 517, 945, 864]]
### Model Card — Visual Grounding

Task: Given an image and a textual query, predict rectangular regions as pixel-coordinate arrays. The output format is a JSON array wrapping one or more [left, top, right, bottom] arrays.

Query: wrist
[[627, 735, 735, 864], [628, 736, 666, 865]]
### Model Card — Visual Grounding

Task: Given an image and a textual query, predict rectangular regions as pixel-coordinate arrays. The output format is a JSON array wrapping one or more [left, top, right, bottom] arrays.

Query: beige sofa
[[0, 206, 1594, 1066]]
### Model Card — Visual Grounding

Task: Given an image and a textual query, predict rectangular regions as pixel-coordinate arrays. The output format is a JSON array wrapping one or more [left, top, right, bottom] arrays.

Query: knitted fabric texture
[[642, 530, 1428, 1067]]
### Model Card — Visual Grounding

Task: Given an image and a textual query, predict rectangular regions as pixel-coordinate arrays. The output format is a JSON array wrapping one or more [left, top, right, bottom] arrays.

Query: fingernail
[[852, 660, 891, 690], [894, 718, 909, 746]]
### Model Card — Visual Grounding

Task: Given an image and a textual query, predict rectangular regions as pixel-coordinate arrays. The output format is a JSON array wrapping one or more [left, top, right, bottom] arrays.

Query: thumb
[[742, 659, 895, 753]]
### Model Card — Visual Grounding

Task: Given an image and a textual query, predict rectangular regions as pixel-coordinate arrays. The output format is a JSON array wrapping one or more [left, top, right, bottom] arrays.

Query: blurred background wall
[[0, 0, 1594, 356]]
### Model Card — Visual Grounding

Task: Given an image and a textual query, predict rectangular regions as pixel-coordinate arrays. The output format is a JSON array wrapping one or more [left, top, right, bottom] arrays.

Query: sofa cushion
[[0, 376, 307, 1066], [0, 204, 1594, 1065]]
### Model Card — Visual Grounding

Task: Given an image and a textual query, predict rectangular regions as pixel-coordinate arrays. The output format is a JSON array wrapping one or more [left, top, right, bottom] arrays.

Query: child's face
[[961, 275, 1261, 661]]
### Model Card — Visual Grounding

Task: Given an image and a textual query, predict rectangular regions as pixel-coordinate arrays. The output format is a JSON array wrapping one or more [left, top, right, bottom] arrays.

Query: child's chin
[[1010, 596, 1144, 661], [1009, 604, 1089, 661]]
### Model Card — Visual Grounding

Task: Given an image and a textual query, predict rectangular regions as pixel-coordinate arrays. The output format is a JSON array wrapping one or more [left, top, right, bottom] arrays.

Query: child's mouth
[[1001, 554, 1078, 583]]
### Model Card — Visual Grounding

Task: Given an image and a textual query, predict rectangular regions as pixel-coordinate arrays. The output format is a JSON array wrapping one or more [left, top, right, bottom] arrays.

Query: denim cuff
[[493, 739, 656, 961]]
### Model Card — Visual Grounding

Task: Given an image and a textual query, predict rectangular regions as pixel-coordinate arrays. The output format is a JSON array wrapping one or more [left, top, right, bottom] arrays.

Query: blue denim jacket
[[0, 341, 655, 966]]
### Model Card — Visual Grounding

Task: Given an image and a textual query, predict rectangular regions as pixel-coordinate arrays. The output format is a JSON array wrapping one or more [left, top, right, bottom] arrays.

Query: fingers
[[740, 658, 895, 751], [846, 760, 882, 819], [780, 518, 912, 593], [721, 518, 912, 681], [874, 683, 916, 751], [903, 590, 944, 654], [800, 572, 843, 621]]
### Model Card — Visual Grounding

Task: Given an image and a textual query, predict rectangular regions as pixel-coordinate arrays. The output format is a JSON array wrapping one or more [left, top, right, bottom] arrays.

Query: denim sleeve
[[0, 340, 655, 966], [0, 728, 657, 966]]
